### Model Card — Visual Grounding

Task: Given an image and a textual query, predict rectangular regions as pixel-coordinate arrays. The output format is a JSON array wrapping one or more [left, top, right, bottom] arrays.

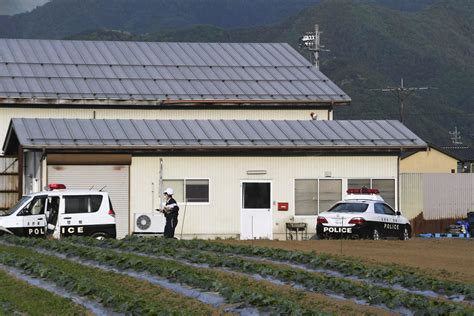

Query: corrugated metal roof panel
[[0, 39, 350, 104], [5, 118, 426, 153]]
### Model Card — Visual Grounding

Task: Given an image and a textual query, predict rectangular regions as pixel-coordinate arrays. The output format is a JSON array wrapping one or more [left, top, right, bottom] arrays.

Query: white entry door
[[240, 181, 272, 240]]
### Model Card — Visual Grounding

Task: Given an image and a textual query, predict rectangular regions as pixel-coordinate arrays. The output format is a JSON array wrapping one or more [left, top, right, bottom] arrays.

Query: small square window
[[186, 179, 209, 203]]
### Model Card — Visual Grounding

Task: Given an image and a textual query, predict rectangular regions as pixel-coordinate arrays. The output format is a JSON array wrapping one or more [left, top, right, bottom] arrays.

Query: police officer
[[162, 188, 179, 238]]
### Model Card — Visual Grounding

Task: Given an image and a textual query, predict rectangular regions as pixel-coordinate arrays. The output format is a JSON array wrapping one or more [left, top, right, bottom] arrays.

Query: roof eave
[[0, 97, 351, 107], [19, 144, 426, 152]]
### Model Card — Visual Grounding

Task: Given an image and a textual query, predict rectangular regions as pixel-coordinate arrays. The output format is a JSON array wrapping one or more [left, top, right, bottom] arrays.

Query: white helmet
[[163, 187, 174, 195]]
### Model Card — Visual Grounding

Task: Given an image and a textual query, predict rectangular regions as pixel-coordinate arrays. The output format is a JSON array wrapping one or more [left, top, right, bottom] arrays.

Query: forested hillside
[[0, 0, 49, 15], [0, 0, 320, 38]]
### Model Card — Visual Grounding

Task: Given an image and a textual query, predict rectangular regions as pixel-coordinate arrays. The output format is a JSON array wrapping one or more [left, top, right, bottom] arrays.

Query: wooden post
[[17, 145, 23, 200]]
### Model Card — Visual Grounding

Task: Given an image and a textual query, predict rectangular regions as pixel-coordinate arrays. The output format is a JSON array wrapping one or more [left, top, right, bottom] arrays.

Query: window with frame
[[163, 179, 209, 203], [295, 179, 342, 216], [348, 178, 396, 208]]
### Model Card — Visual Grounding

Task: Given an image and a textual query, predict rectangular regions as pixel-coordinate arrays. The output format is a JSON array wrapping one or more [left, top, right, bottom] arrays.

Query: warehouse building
[[0, 38, 350, 212], [3, 118, 426, 239]]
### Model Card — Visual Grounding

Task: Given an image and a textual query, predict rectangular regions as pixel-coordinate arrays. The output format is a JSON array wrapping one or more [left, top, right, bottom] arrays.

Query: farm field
[[0, 236, 473, 315], [222, 239, 474, 283]]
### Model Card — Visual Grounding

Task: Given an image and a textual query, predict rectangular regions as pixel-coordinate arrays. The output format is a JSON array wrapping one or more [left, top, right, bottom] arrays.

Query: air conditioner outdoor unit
[[134, 212, 166, 234]]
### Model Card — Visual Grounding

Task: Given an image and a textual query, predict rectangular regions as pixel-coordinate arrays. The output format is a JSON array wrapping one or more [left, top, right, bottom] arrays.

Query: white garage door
[[48, 165, 129, 238]]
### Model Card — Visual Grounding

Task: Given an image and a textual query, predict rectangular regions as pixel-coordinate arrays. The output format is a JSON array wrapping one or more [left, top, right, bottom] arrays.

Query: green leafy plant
[[67, 236, 474, 315], [0, 242, 225, 316], [3, 236, 382, 315], [125, 237, 474, 300]]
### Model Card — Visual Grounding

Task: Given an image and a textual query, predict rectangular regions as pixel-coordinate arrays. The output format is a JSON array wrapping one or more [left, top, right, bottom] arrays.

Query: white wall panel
[[94, 108, 329, 121], [131, 156, 397, 239], [423, 174, 474, 220], [400, 173, 423, 219]]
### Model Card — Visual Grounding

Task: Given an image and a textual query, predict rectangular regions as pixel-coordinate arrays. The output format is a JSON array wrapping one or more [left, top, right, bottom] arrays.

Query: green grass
[[0, 269, 89, 316]]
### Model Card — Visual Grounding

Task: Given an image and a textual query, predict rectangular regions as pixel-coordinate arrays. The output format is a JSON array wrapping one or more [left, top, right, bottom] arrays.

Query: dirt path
[[221, 238, 474, 283]]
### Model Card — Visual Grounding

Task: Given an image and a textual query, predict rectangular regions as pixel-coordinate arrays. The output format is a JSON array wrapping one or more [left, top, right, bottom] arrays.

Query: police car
[[0, 184, 116, 239], [316, 188, 411, 240]]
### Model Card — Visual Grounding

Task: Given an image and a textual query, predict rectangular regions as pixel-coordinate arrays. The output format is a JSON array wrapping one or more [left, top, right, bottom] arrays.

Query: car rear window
[[327, 203, 368, 213]]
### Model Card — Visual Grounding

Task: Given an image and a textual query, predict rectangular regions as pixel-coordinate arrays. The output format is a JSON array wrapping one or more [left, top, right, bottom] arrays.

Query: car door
[[59, 194, 104, 237], [18, 195, 47, 237], [373, 203, 388, 236], [382, 203, 400, 237]]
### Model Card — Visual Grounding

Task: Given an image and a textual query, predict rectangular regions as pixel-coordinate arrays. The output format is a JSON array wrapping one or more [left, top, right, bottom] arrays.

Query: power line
[[370, 78, 435, 123]]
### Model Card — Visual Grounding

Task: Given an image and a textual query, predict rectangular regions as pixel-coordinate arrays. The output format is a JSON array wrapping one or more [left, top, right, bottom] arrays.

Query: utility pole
[[371, 78, 432, 123], [299, 24, 329, 69]]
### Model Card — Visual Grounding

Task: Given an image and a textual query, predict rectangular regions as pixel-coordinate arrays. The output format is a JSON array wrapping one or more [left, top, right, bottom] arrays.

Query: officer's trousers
[[164, 212, 178, 238]]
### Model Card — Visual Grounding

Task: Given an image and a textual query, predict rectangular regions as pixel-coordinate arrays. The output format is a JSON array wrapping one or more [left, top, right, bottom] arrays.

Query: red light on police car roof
[[48, 183, 66, 190], [348, 217, 366, 225], [317, 216, 328, 224], [347, 188, 380, 194]]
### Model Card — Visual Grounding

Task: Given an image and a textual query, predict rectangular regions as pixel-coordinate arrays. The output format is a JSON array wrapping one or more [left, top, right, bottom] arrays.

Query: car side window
[[374, 203, 385, 214], [18, 196, 46, 216], [64, 195, 103, 214], [383, 204, 396, 216]]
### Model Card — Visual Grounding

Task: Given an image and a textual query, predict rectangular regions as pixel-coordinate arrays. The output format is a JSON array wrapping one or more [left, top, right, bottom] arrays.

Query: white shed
[[3, 118, 426, 239]]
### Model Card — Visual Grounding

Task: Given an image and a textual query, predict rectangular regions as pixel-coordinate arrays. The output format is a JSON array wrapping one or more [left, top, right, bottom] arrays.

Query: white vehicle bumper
[[0, 226, 13, 234]]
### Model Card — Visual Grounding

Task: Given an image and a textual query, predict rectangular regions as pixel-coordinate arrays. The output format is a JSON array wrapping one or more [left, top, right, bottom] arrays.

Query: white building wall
[[0, 108, 329, 151], [400, 173, 474, 220], [130, 155, 398, 239]]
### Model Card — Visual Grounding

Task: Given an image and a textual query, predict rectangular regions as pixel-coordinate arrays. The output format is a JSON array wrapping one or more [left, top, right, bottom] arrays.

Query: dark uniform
[[164, 198, 179, 238]]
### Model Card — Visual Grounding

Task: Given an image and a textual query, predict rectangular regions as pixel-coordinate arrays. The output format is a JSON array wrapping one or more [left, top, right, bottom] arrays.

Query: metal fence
[[400, 173, 474, 220]]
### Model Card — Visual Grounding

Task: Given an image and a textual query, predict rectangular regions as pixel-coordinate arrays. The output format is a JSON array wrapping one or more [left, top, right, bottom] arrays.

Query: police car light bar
[[48, 183, 66, 190], [347, 188, 380, 194]]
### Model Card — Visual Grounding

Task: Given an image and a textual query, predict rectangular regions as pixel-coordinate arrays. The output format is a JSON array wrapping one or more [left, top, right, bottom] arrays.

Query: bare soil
[[222, 238, 474, 283]]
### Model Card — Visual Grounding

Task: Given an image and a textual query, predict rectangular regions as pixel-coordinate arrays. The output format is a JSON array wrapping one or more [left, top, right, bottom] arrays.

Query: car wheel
[[372, 229, 380, 240], [400, 227, 410, 240], [91, 232, 108, 240]]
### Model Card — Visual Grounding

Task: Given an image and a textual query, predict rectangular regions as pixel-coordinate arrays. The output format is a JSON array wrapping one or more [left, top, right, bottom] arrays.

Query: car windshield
[[0, 196, 32, 216], [327, 203, 368, 213]]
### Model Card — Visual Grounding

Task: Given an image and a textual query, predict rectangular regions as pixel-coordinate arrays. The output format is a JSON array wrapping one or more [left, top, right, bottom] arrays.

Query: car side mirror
[[396, 211, 401, 216]]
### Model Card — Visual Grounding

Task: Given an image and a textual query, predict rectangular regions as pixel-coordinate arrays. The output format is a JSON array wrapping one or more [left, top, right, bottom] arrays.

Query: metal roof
[[4, 118, 426, 153], [0, 39, 350, 105]]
